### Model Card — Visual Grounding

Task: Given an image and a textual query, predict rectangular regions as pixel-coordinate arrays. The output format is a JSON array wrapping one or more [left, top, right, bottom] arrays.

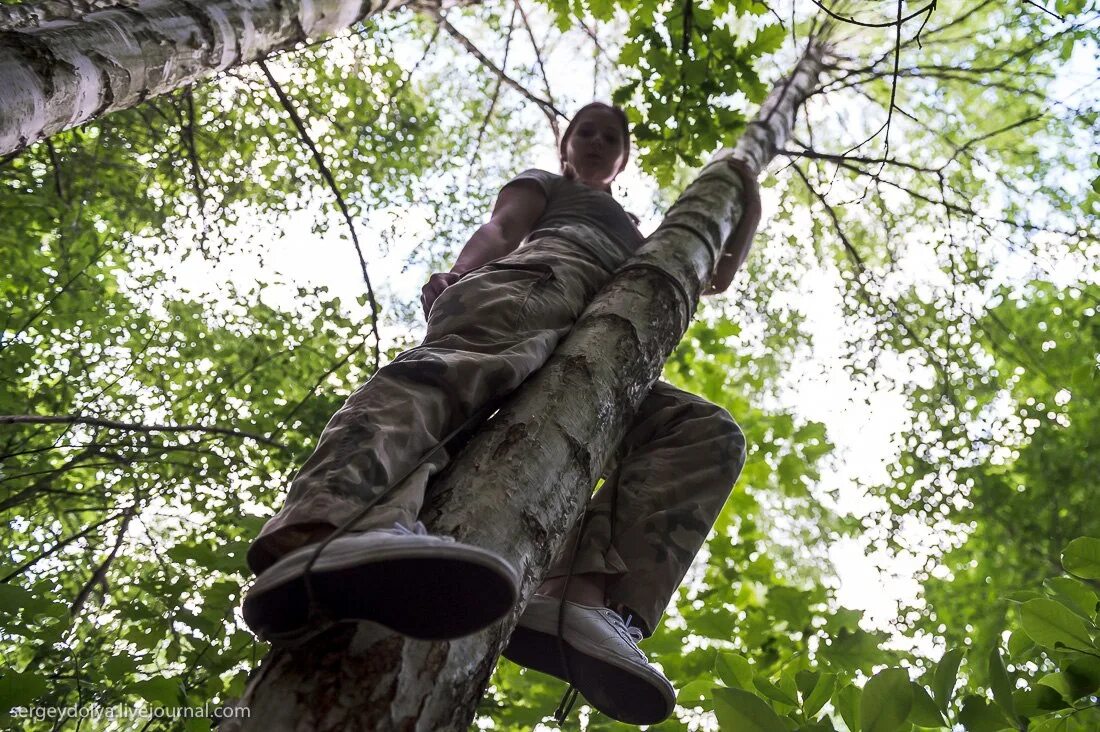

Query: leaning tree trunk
[[0, 0, 477, 156], [221, 37, 829, 731]]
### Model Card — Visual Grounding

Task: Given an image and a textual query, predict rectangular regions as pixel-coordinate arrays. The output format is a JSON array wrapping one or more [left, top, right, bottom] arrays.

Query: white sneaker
[[502, 594, 676, 724], [242, 521, 519, 643]]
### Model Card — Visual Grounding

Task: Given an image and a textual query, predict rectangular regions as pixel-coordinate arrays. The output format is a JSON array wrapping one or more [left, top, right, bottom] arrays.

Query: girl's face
[[563, 108, 628, 189]]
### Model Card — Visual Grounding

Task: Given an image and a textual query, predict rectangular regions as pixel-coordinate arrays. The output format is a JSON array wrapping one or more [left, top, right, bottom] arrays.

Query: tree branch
[[791, 162, 961, 409], [427, 7, 566, 138], [514, 0, 561, 147], [1020, 0, 1063, 21], [258, 60, 382, 374], [781, 145, 940, 174], [808, 0, 936, 28], [1, 512, 120, 583], [272, 335, 372, 441], [469, 3, 518, 166], [0, 414, 286, 448], [181, 87, 208, 254], [69, 500, 138, 618]]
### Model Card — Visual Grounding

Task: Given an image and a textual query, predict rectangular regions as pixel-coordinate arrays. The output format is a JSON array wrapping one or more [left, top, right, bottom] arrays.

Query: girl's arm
[[452, 180, 547, 274], [421, 180, 547, 317], [702, 160, 761, 296]]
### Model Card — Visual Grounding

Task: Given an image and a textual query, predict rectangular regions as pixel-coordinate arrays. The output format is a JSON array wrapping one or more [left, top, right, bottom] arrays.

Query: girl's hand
[[420, 271, 463, 319], [702, 254, 738, 296]]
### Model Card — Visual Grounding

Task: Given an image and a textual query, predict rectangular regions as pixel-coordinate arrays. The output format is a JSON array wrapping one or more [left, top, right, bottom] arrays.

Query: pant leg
[[246, 238, 610, 575], [543, 381, 747, 637]]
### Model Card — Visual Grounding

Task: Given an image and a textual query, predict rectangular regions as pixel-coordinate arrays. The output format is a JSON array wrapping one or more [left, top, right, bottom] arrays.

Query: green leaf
[[1062, 537, 1100, 579], [130, 676, 183, 707], [1064, 655, 1100, 698], [958, 695, 1011, 732], [804, 673, 837, 718], [1020, 598, 1095, 650], [987, 647, 1017, 722], [717, 652, 755, 689], [769, 586, 814, 628], [0, 584, 37, 614], [680, 678, 718, 706], [860, 668, 913, 732], [820, 627, 890, 672], [0, 671, 48, 717], [908, 683, 946, 728], [102, 654, 138, 684], [1012, 684, 1069, 717], [932, 648, 964, 711], [755, 674, 799, 707], [0, 584, 66, 620], [797, 670, 821, 700], [1007, 630, 1035, 659], [587, 0, 615, 20], [1044, 576, 1099, 619], [1059, 35, 1075, 61], [797, 723, 838, 732], [825, 608, 864, 634], [1037, 671, 1073, 699], [713, 686, 790, 732], [612, 80, 639, 106], [746, 23, 786, 55], [835, 684, 861, 732], [1055, 0, 1086, 15], [740, 67, 768, 104]]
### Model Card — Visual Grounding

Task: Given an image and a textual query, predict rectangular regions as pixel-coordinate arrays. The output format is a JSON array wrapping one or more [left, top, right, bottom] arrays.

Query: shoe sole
[[243, 538, 519, 641], [502, 625, 673, 725]]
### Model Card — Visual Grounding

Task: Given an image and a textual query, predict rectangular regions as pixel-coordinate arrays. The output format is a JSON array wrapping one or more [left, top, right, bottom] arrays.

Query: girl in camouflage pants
[[243, 102, 752, 725]]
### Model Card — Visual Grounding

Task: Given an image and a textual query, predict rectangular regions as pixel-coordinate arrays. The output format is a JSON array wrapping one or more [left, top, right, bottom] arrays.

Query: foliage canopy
[[1, 0, 1097, 729]]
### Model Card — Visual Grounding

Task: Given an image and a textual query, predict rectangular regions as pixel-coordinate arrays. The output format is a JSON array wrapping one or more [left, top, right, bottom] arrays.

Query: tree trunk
[[0, 0, 475, 156], [221, 37, 828, 732]]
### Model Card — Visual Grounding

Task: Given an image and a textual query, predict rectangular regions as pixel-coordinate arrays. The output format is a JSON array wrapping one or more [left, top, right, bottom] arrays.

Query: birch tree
[[1, 0, 1096, 730], [0, 0, 478, 155], [222, 30, 829, 732]]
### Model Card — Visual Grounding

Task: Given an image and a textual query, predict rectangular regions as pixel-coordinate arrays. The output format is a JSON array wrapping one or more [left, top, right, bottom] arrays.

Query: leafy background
[[1, 0, 1098, 729]]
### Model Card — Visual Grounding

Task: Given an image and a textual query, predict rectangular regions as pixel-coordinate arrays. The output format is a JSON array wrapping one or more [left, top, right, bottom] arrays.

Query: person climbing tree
[[240, 101, 757, 725]]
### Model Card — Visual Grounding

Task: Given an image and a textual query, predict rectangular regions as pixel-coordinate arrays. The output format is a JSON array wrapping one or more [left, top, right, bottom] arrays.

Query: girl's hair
[[559, 102, 631, 190]]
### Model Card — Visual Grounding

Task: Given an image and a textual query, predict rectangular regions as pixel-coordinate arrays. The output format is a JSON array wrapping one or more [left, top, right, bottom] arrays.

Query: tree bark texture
[[0, 0, 475, 155], [223, 38, 829, 732]]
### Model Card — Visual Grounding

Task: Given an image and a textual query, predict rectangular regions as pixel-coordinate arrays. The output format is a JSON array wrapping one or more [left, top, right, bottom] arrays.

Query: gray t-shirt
[[502, 168, 644, 271]]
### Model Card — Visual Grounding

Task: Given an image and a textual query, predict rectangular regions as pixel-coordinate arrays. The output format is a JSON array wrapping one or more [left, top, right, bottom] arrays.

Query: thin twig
[[1, 512, 120, 583], [1021, 0, 1063, 20], [791, 163, 960, 409], [515, 0, 561, 147], [272, 335, 371, 440], [428, 7, 566, 135], [780, 146, 939, 174], [806, 0, 936, 28], [258, 60, 381, 373], [880, 0, 905, 163], [69, 501, 138, 618], [181, 87, 208, 254], [469, 2, 518, 166], [45, 138, 64, 200], [0, 414, 286, 448]]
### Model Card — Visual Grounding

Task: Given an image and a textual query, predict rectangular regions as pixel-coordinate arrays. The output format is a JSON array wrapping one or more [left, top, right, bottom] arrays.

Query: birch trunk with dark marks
[[0, 0, 476, 155], [221, 37, 829, 732]]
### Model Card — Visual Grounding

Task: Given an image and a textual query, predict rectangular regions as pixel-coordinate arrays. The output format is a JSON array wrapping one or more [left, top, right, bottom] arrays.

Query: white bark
[[223, 37, 830, 731], [0, 0, 474, 155]]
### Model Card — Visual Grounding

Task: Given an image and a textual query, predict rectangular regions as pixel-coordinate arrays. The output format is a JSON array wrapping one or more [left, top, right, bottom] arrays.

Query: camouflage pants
[[246, 235, 747, 636]]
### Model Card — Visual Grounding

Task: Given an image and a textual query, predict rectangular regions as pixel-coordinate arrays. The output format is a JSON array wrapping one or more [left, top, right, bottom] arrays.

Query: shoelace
[[388, 520, 455, 541], [553, 610, 644, 722], [610, 611, 645, 649]]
